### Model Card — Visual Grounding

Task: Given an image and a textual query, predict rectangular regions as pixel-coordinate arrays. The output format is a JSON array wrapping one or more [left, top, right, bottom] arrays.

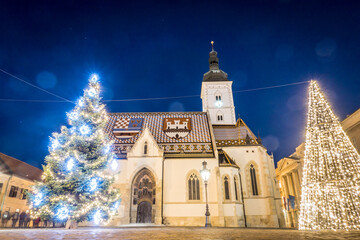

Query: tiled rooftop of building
[[212, 118, 260, 146], [105, 112, 214, 158], [0, 152, 43, 181]]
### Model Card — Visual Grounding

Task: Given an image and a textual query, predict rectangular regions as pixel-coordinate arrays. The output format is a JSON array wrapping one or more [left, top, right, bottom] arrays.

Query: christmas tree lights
[[66, 157, 75, 171], [299, 81, 360, 230], [56, 204, 70, 221], [79, 124, 91, 135], [29, 74, 121, 227], [93, 209, 102, 225], [33, 192, 43, 207], [110, 159, 118, 171]]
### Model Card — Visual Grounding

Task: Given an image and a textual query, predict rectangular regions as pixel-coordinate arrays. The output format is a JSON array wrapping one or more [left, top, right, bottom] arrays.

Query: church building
[[104, 44, 284, 228]]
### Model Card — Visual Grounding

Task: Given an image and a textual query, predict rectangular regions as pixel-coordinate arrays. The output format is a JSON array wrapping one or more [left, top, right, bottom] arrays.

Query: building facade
[[276, 108, 360, 228], [342, 108, 360, 153], [0, 152, 43, 227], [100, 46, 284, 228]]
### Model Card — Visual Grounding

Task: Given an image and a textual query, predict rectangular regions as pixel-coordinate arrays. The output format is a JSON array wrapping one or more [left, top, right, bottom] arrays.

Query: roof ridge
[[0, 152, 42, 172], [110, 111, 206, 114], [0, 152, 43, 181], [237, 118, 258, 142]]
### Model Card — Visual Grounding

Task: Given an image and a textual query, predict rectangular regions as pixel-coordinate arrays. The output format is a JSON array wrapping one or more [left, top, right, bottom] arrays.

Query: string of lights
[[0, 68, 73, 103], [0, 79, 309, 103], [299, 81, 360, 230]]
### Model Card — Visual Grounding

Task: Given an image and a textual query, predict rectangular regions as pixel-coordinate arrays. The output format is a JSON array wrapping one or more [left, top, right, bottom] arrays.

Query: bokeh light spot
[[262, 135, 280, 152], [36, 71, 57, 89], [169, 101, 184, 112]]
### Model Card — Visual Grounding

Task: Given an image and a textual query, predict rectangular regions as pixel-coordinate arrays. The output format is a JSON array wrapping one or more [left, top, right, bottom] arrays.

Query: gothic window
[[250, 164, 259, 196], [234, 177, 239, 201], [188, 173, 200, 200], [144, 141, 148, 155], [217, 113, 223, 121], [215, 95, 222, 101], [224, 176, 230, 200]]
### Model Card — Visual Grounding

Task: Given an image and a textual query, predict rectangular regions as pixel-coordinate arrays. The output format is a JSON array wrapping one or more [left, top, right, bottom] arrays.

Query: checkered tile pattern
[[114, 118, 130, 129]]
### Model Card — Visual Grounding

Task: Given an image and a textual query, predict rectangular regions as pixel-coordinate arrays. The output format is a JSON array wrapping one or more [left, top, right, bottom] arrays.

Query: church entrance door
[[131, 168, 156, 224], [136, 201, 152, 223]]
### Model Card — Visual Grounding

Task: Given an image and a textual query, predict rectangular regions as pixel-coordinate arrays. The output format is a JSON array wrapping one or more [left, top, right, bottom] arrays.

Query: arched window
[[224, 176, 230, 200], [217, 112, 223, 121], [188, 173, 200, 200], [144, 141, 148, 155], [234, 176, 239, 201], [250, 164, 259, 196], [215, 93, 223, 108]]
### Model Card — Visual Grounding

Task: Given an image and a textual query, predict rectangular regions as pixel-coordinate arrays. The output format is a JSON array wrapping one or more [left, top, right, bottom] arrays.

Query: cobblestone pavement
[[0, 227, 360, 240]]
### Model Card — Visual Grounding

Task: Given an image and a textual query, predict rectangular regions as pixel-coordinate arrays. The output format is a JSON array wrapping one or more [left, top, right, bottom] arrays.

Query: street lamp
[[200, 160, 211, 227]]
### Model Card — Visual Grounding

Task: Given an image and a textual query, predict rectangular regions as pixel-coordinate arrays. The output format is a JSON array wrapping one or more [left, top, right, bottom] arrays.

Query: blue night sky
[[1, 1, 360, 169]]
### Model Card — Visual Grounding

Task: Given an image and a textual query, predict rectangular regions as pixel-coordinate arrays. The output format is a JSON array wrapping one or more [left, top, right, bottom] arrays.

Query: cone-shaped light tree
[[299, 80, 360, 230], [29, 74, 121, 226]]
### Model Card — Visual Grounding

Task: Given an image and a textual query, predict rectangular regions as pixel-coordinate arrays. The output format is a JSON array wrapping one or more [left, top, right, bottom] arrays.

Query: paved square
[[0, 227, 360, 240]]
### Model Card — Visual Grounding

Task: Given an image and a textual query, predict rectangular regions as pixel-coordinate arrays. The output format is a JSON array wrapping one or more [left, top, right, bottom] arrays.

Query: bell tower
[[201, 42, 236, 125]]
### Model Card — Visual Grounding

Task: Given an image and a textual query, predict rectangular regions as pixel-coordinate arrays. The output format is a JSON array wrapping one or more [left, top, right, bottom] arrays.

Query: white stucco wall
[[201, 81, 236, 125], [163, 158, 219, 217]]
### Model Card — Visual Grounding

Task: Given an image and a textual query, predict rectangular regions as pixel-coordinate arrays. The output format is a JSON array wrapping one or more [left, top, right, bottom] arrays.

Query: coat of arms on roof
[[113, 117, 143, 139], [163, 118, 191, 139]]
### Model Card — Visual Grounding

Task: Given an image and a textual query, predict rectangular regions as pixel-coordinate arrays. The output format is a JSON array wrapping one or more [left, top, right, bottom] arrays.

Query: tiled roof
[[0, 152, 43, 181], [213, 118, 259, 146], [105, 112, 214, 158], [203, 69, 229, 82]]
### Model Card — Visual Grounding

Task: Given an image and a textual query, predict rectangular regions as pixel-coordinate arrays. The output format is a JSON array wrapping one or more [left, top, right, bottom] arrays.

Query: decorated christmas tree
[[299, 81, 360, 230], [29, 74, 121, 227]]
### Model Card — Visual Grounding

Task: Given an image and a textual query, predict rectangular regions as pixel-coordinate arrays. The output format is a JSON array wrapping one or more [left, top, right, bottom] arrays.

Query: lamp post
[[200, 160, 211, 227]]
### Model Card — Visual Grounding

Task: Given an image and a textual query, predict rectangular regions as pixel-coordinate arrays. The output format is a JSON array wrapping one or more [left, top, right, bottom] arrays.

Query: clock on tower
[[200, 42, 236, 125]]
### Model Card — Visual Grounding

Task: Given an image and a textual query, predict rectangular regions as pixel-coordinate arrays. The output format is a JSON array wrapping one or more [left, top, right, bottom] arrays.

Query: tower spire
[[203, 42, 228, 82], [208, 41, 219, 71], [201, 42, 236, 125]]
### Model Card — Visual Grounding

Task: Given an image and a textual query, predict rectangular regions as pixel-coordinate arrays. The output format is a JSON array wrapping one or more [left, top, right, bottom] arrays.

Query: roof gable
[[277, 157, 299, 172], [127, 127, 163, 158]]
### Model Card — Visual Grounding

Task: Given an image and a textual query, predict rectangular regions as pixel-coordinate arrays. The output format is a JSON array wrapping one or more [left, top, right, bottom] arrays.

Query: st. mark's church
[[103, 44, 284, 228]]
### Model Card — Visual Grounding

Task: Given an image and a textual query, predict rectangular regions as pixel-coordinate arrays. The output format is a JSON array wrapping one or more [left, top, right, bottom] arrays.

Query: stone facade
[[275, 144, 304, 228], [342, 108, 360, 154]]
